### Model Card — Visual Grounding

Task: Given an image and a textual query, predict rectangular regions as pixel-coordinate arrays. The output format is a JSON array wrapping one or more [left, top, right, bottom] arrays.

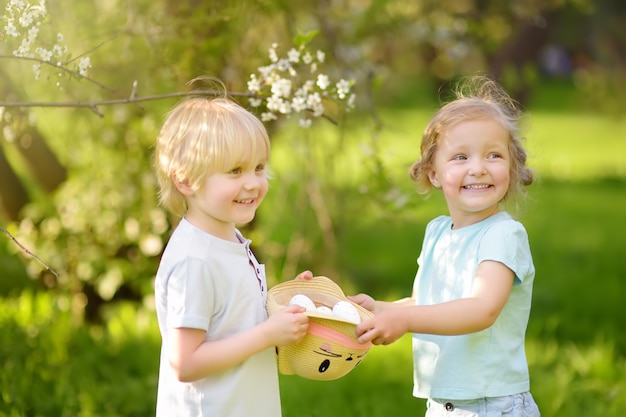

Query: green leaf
[[293, 29, 319, 48]]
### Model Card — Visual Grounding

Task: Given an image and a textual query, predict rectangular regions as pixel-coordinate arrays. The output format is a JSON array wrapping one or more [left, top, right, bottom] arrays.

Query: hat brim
[[267, 276, 373, 324]]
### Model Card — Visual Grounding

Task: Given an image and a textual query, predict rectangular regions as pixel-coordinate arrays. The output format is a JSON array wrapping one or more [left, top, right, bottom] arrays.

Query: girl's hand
[[294, 270, 313, 280], [265, 304, 309, 346], [347, 293, 377, 313], [355, 308, 408, 346]]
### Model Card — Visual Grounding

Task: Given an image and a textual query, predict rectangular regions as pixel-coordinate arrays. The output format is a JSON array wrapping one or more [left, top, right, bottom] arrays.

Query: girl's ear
[[173, 174, 195, 196], [428, 170, 441, 188]]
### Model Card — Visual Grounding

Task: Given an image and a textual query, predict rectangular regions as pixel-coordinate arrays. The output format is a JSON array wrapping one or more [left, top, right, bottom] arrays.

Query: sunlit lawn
[[2, 84, 626, 416]]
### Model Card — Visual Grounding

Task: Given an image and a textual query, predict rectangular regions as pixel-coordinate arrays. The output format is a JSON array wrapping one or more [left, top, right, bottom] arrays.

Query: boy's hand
[[266, 304, 309, 346], [294, 270, 313, 280]]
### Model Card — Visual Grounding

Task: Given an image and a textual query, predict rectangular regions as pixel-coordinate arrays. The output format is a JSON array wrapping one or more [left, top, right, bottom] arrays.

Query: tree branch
[[0, 225, 60, 279], [0, 89, 339, 123], [0, 89, 251, 109], [0, 54, 119, 95]]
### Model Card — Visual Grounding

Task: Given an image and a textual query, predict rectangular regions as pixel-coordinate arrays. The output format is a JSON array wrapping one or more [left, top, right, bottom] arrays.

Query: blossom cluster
[[1, 0, 91, 80], [247, 43, 355, 128]]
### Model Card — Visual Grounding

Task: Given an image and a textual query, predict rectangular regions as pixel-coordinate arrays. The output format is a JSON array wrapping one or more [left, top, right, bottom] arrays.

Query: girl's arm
[[356, 260, 514, 345], [168, 304, 308, 382], [348, 293, 415, 315]]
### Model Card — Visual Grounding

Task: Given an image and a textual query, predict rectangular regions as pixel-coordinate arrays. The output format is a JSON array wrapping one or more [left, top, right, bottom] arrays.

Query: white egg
[[316, 306, 333, 315], [289, 294, 316, 311], [332, 301, 361, 324]]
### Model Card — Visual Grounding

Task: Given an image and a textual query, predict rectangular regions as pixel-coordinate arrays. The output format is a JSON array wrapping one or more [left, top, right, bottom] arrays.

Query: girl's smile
[[428, 118, 511, 228]]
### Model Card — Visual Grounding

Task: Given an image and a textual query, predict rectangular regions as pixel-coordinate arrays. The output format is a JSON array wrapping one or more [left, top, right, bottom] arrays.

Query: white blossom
[[287, 48, 300, 63], [268, 43, 278, 63], [276, 58, 290, 72], [261, 112, 277, 122], [246, 41, 355, 128], [78, 56, 91, 76], [291, 96, 306, 112], [266, 96, 282, 112], [247, 75, 261, 92], [336, 79, 351, 99], [32, 63, 41, 79], [249, 98, 262, 107], [270, 78, 292, 98], [347, 93, 356, 108], [4, 20, 19, 37], [52, 44, 63, 57], [4, 0, 91, 81], [36, 46, 52, 61], [277, 100, 291, 114], [316, 74, 330, 90]]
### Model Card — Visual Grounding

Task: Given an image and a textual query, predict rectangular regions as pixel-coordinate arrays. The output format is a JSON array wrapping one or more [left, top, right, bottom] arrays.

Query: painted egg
[[316, 306, 333, 315], [289, 294, 316, 311], [332, 301, 361, 324]]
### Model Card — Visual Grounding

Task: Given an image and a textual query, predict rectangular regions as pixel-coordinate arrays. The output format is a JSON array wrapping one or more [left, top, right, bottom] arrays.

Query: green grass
[[284, 178, 626, 417], [2, 82, 626, 415]]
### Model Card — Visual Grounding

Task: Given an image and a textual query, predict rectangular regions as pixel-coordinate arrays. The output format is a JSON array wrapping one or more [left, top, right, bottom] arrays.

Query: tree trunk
[[0, 145, 29, 221]]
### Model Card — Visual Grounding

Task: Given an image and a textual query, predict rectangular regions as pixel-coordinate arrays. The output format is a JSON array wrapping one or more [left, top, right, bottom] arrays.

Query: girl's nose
[[468, 160, 486, 176]]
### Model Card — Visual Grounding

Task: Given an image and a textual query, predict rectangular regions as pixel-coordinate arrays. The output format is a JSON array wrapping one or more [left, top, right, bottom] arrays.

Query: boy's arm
[[168, 304, 308, 382]]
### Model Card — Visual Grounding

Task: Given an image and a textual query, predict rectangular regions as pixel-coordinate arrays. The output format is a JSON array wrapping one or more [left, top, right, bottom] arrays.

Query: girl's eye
[[487, 153, 501, 159], [255, 164, 266, 172], [453, 155, 467, 161], [230, 167, 242, 175]]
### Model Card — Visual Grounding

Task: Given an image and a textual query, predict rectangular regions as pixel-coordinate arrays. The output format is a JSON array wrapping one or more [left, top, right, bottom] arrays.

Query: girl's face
[[428, 119, 510, 229], [181, 155, 269, 241]]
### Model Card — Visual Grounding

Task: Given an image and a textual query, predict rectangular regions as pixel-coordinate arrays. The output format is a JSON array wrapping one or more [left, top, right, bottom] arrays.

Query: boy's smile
[[181, 161, 269, 241]]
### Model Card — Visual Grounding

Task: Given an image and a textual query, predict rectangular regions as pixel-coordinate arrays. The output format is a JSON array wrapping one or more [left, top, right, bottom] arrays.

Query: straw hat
[[267, 276, 374, 381]]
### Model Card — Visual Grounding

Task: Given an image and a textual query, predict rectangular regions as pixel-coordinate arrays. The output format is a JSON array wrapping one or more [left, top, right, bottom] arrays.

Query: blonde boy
[[153, 95, 310, 416]]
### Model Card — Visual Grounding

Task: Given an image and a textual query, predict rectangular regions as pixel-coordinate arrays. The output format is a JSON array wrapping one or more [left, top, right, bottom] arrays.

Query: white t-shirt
[[412, 212, 535, 400], [154, 218, 281, 417]]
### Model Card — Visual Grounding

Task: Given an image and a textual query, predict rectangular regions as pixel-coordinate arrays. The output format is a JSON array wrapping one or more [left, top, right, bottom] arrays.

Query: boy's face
[[182, 157, 269, 241]]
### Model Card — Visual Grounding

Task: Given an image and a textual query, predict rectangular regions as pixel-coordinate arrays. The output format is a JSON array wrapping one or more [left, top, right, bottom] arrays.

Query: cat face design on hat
[[267, 276, 375, 380], [282, 320, 370, 380]]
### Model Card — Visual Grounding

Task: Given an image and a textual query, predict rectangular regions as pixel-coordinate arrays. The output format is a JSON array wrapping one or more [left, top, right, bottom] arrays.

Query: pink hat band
[[307, 321, 371, 350]]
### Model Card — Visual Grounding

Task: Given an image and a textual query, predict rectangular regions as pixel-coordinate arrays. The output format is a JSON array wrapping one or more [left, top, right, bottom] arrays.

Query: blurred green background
[[1, 1, 625, 416]]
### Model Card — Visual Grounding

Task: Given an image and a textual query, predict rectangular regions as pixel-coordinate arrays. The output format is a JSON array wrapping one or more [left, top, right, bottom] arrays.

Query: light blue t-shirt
[[412, 212, 535, 400]]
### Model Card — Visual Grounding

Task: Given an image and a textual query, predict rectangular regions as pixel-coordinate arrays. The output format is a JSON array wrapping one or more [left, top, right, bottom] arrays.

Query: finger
[[295, 270, 313, 280], [284, 304, 306, 314], [356, 318, 373, 336], [347, 294, 363, 303], [357, 327, 378, 344], [374, 337, 387, 346]]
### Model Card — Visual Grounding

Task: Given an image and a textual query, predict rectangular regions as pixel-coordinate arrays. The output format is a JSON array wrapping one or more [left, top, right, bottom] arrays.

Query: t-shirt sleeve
[[477, 220, 534, 285], [166, 257, 214, 330]]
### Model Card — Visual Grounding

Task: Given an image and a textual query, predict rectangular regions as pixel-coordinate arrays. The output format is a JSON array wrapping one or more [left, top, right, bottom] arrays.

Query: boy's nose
[[243, 174, 262, 190]]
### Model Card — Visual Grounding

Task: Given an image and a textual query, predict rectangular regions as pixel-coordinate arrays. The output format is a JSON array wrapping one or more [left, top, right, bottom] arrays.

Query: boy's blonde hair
[[410, 76, 534, 206], [154, 96, 270, 216]]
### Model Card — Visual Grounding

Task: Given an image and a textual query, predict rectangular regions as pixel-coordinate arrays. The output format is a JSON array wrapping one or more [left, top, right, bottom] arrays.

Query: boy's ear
[[428, 170, 441, 188], [173, 174, 195, 196]]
